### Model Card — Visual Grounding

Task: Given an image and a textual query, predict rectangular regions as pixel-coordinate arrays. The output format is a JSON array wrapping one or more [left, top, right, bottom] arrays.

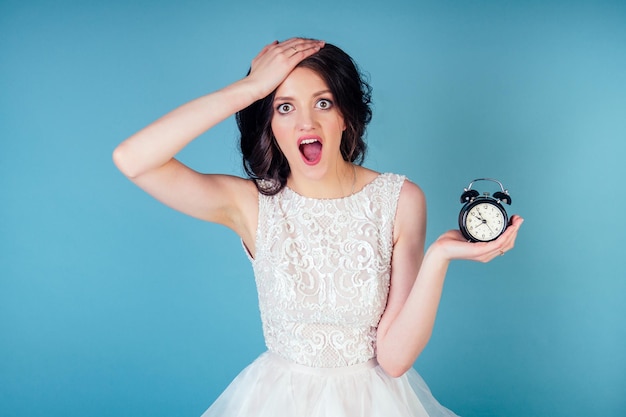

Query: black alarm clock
[[459, 178, 512, 242]]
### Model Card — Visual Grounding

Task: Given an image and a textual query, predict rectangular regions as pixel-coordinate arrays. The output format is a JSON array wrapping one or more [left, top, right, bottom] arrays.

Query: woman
[[113, 38, 523, 416]]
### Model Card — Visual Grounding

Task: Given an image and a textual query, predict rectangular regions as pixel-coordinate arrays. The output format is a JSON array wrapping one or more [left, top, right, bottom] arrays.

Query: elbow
[[378, 356, 413, 378], [112, 143, 139, 179], [376, 350, 418, 378], [376, 337, 430, 378], [385, 366, 412, 379]]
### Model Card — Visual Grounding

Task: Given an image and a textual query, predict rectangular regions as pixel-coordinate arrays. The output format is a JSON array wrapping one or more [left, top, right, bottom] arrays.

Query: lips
[[298, 136, 323, 165]]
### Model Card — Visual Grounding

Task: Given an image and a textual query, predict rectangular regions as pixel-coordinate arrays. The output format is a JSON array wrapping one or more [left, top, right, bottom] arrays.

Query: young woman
[[113, 38, 523, 417]]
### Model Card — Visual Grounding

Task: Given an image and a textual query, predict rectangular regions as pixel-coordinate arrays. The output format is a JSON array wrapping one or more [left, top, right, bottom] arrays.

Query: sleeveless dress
[[200, 173, 459, 417]]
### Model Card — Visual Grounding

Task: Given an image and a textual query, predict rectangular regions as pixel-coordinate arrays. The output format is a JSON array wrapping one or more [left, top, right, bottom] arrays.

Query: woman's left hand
[[431, 215, 524, 263]]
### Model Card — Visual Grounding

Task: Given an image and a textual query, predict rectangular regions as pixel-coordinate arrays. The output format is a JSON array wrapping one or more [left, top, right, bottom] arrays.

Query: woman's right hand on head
[[245, 38, 325, 100]]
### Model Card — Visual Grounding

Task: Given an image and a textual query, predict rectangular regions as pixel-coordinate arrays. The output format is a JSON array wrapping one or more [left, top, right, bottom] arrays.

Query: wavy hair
[[237, 43, 372, 195]]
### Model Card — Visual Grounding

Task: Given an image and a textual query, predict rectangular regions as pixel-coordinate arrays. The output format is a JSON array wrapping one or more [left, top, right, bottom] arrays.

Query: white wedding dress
[[200, 173, 459, 417]]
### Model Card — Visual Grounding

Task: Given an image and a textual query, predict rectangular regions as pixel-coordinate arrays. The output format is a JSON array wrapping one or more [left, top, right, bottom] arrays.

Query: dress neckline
[[284, 173, 386, 202]]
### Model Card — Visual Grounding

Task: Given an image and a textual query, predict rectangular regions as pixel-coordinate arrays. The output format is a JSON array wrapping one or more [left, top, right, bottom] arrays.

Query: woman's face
[[271, 67, 346, 180]]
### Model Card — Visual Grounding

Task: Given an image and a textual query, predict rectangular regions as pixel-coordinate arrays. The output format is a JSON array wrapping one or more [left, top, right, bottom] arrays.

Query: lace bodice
[[248, 173, 405, 368]]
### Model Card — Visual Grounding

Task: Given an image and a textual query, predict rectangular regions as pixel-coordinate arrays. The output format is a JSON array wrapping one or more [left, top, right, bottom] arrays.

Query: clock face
[[464, 202, 506, 242]]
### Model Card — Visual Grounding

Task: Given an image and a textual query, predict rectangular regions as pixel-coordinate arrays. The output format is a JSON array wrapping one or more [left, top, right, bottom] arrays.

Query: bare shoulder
[[225, 174, 259, 222], [354, 165, 380, 190], [399, 178, 426, 208], [194, 173, 259, 256], [206, 173, 259, 225], [394, 178, 426, 244], [356, 167, 424, 204], [356, 168, 426, 217], [216, 174, 259, 252], [208, 173, 258, 204]]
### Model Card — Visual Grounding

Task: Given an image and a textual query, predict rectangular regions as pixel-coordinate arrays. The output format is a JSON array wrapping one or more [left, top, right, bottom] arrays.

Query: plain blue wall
[[2, 0, 625, 416]]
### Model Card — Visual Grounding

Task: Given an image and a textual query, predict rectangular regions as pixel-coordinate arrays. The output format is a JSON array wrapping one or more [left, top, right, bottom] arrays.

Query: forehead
[[274, 67, 330, 97]]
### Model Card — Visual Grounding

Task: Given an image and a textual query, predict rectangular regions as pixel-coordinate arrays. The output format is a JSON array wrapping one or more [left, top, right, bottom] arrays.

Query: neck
[[288, 163, 357, 199]]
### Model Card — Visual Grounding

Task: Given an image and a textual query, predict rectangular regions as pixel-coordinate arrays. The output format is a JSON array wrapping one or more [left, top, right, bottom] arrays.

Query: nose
[[296, 108, 315, 131]]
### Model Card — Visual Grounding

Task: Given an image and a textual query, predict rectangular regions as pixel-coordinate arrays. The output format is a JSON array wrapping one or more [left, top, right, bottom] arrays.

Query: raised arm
[[375, 181, 523, 377], [112, 39, 325, 249]]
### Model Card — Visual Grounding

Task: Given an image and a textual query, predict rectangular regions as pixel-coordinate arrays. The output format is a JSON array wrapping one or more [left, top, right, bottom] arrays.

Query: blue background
[[2, 0, 625, 416]]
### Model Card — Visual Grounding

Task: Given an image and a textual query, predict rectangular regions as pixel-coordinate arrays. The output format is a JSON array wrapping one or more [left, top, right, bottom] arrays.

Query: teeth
[[300, 139, 319, 145]]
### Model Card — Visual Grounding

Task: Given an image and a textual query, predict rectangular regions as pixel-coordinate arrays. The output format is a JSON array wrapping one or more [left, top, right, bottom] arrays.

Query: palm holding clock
[[420, 177, 522, 265]]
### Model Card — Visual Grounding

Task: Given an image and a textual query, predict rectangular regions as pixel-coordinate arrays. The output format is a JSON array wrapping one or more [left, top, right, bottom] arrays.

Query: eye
[[316, 99, 333, 110], [276, 103, 294, 114]]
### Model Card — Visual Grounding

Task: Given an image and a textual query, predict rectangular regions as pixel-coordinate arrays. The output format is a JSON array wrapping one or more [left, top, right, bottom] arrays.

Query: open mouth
[[299, 138, 322, 164]]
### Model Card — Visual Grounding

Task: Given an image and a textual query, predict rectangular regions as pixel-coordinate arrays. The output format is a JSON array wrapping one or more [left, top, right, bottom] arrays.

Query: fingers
[[255, 38, 324, 63], [253, 40, 279, 61], [488, 215, 524, 259], [278, 38, 325, 57]]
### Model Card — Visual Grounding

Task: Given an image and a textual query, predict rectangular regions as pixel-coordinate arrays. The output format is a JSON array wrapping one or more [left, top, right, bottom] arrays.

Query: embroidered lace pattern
[[249, 173, 406, 368]]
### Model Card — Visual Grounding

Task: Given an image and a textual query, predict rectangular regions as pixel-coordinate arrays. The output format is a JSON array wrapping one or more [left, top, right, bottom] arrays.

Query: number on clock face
[[466, 202, 505, 241]]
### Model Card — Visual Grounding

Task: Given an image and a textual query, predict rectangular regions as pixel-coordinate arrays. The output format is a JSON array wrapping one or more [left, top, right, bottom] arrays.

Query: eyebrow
[[273, 89, 333, 103]]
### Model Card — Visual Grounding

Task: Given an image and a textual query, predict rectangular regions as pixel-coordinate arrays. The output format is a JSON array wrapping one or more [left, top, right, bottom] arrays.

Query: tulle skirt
[[200, 351, 459, 417]]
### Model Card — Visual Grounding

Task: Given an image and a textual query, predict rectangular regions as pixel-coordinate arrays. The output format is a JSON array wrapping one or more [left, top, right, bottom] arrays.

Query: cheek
[[271, 112, 292, 133], [335, 113, 346, 132], [270, 118, 291, 152], [335, 118, 347, 135], [270, 117, 283, 138]]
